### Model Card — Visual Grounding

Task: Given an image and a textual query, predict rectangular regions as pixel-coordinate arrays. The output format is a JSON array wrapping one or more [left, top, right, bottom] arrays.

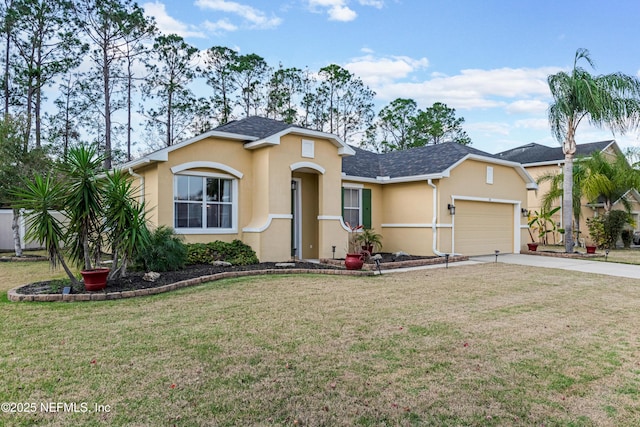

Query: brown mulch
[[16, 261, 345, 295], [15, 252, 436, 296]]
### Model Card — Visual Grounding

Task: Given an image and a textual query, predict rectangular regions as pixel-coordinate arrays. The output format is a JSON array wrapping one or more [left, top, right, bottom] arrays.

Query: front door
[[291, 179, 302, 259]]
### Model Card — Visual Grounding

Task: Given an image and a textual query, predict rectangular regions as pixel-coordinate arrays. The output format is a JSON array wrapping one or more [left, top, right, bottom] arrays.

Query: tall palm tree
[[537, 161, 588, 242], [548, 48, 640, 252]]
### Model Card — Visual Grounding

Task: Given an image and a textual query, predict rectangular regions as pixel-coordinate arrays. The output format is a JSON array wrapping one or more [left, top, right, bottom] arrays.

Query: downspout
[[428, 179, 446, 256], [128, 168, 145, 204]]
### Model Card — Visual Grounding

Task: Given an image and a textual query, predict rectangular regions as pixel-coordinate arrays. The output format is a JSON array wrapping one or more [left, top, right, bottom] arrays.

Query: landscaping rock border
[[319, 254, 469, 270], [7, 268, 374, 302], [520, 250, 602, 258]]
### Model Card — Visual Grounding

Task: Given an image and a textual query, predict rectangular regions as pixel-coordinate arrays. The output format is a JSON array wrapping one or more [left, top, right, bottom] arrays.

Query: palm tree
[[581, 150, 640, 212], [537, 161, 588, 242], [548, 48, 640, 252]]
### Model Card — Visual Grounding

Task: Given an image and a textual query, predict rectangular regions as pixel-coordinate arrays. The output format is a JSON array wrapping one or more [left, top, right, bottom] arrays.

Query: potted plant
[[527, 206, 561, 251], [586, 216, 605, 254], [355, 227, 383, 254], [344, 222, 364, 270]]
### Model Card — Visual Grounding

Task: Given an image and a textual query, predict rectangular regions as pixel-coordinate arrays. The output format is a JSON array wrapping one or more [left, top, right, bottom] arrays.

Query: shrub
[[604, 210, 630, 249], [587, 210, 630, 249], [185, 239, 258, 265], [133, 226, 186, 272]]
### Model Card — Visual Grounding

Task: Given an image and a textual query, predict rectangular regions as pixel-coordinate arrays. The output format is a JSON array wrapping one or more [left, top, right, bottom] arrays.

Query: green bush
[[133, 226, 187, 272], [587, 210, 630, 249], [185, 239, 258, 265]]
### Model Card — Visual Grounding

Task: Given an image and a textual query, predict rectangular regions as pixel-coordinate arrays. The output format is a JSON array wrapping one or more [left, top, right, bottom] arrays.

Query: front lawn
[[2, 260, 640, 425]]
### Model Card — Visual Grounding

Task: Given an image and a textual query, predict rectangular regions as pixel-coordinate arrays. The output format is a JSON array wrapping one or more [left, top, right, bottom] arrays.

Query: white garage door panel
[[455, 201, 513, 256]]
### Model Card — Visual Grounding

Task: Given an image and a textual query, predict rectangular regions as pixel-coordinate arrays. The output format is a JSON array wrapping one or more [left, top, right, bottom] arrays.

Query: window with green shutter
[[342, 187, 371, 228]]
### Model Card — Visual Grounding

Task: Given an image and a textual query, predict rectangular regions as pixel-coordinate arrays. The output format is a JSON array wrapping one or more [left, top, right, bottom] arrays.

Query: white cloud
[[203, 18, 238, 33], [344, 54, 429, 86], [328, 5, 357, 21], [194, 0, 282, 29], [307, 0, 357, 22], [143, 2, 206, 38], [358, 0, 384, 8], [506, 100, 549, 115], [358, 58, 561, 112]]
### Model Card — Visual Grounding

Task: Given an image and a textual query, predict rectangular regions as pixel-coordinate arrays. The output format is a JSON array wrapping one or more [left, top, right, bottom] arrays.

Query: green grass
[[1, 260, 640, 425]]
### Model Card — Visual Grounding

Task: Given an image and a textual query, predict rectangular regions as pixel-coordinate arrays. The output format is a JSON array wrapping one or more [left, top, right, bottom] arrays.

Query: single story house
[[116, 116, 537, 261], [496, 140, 640, 244]]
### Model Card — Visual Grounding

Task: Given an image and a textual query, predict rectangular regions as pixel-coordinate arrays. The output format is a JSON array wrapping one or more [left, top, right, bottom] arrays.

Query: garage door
[[454, 200, 514, 256]]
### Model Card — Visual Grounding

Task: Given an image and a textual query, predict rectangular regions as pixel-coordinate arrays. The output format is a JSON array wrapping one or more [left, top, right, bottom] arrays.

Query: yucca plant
[[13, 145, 150, 288], [103, 169, 150, 279], [13, 174, 80, 285]]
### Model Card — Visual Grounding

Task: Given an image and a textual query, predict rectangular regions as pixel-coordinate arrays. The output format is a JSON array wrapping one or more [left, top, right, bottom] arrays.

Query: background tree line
[[0, 0, 472, 169]]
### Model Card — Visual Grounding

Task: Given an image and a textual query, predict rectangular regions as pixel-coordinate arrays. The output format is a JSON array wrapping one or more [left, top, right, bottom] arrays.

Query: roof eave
[[117, 130, 258, 170], [245, 127, 355, 156], [342, 173, 445, 184]]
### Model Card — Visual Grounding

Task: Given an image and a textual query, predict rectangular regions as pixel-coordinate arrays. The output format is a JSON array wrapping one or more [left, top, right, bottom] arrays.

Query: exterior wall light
[[521, 208, 529, 217], [447, 203, 456, 215]]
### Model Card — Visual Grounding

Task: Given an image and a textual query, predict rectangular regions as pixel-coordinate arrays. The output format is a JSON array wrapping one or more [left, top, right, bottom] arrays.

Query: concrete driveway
[[471, 253, 640, 279]]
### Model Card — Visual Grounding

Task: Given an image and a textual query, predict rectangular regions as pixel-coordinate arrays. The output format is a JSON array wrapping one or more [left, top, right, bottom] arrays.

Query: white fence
[[0, 209, 65, 251]]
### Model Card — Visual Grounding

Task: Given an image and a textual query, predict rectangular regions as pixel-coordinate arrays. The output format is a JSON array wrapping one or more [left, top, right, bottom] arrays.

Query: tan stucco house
[[496, 140, 640, 245], [120, 116, 537, 261]]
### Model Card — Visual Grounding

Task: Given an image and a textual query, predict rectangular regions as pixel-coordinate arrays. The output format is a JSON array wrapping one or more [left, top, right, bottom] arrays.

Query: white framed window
[[174, 174, 237, 233], [301, 139, 315, 158], [486, 166, 494, 184], [343, 187, 361, 227]]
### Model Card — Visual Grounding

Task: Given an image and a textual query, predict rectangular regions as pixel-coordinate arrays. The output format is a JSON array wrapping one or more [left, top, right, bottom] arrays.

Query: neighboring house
[[114, 116, 538, 261], [496, 140, 640, 244]]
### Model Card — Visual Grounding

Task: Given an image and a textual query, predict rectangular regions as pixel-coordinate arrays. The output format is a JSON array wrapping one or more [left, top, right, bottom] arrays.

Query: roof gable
[[119, 116, 354, 170], [343, 142, 500, 179], [342, 142, 536, 188], [213, 116, 294, 140]]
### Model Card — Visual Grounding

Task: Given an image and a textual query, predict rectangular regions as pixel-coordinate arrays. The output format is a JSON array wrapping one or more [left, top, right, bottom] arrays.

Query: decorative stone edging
[[7, 268, 375, 303], [319, 255, 469, 270], [520, 250, 602, 259], [0, 255, 48, 262]]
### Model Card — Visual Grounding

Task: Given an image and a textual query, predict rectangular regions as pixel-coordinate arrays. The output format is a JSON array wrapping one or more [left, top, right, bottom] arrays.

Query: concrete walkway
[[470, 253, 640, 279]]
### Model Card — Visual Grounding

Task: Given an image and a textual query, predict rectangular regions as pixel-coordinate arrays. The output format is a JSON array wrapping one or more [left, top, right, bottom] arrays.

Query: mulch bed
[[16, 262, 343, 295]]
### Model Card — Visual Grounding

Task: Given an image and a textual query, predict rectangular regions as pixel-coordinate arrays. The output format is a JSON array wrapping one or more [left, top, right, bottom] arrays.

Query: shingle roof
[[495, 140, 615, 164], [213, 116, 294, 140], [342, 142, 499, 179]]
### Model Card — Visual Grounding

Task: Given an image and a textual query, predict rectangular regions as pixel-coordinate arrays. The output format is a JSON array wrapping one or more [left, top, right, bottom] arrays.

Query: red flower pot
[[81, 268, 110, 291], [344, 253, 364, 270], [527, 243, 539, 251], [586, 245, 596, 254]]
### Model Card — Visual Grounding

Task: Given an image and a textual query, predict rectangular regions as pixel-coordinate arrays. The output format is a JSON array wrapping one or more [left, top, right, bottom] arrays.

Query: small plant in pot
[[355, 227, 383, 255], [527, 206, 561, 251], [344, 222, 364, 270]]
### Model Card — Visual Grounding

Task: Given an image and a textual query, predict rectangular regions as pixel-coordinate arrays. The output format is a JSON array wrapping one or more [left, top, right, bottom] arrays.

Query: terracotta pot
[[586, 245, 597, 254], [527, 243, 539, 251], [344, 253, 364, 270], [81, 268, 110, 291]]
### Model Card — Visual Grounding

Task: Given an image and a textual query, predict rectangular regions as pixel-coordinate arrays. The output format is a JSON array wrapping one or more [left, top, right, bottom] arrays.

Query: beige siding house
[[120, 116, 538, 261], [496, 140, 640, 246]]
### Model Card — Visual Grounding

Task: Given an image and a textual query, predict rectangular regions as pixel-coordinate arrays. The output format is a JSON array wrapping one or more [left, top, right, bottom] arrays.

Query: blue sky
[[142, 0, 640, 154]]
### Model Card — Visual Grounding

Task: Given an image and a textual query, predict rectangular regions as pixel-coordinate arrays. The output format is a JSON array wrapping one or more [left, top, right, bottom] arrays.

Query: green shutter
[[362, 188, 371, 229]]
